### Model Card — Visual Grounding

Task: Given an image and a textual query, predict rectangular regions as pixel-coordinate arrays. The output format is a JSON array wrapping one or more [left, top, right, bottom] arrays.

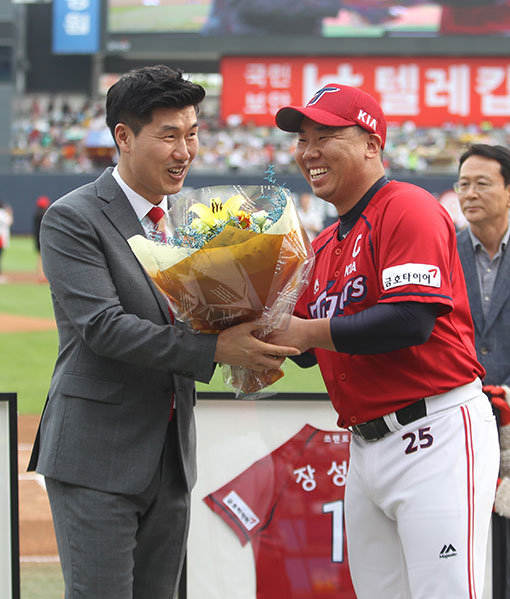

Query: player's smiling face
[[294, 118, 380, 215], [457, 154, 510, 228]]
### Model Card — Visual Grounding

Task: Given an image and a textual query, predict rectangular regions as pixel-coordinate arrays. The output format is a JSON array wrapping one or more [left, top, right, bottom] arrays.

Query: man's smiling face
[[115, 105, 199, 205]]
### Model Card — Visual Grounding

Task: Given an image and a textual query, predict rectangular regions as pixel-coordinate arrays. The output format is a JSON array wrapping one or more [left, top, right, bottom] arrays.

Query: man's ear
[[115, 123, 131, 153], [366, 133, 383, 158], [505, 183, 510, 210]]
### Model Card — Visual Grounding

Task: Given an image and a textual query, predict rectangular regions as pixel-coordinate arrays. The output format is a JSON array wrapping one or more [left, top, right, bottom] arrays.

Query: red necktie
[[146, 206, 173, 324], [145, 206, 175, 421], [147, 206, 165, 225]]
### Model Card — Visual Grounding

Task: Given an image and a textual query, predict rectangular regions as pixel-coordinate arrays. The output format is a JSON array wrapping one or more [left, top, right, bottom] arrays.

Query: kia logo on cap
[[356, 110, 377, 132]]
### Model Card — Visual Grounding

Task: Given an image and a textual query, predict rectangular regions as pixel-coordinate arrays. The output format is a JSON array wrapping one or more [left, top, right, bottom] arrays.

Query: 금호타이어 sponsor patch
[[382, 263, 441, 291], [222, 490, 260, 530]]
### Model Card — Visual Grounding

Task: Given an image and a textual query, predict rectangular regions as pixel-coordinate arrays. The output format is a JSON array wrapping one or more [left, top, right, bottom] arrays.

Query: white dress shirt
[[112, 166, 168, 237]]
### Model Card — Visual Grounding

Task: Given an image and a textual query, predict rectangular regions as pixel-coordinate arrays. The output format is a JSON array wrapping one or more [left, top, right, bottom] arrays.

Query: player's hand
[[214, 321, 300, 371], [268, 315, 335, 353]]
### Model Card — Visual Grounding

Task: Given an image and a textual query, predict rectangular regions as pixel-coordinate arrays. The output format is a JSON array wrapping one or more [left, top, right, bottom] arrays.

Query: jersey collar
[[337, 176, 389, 241]]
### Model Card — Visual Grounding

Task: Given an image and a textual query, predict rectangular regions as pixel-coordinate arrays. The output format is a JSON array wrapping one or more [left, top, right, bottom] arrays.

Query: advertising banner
[[221, 56, 510, 127], [52, 0, 101, 54]]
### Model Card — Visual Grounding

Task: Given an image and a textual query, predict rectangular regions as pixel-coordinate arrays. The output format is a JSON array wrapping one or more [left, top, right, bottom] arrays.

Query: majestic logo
[[307, 86, 340, 106], [439, 544, 457, 559], [309, 275, 367, 318], [356, 110, 377, 132]]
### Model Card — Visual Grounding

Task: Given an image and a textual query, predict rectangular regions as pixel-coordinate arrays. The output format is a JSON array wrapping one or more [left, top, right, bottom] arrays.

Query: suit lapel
[[457, 229, 484, 335], [484, 241, 510, 332], [96, 168, 173, 324], [96, 168, 144, 239]]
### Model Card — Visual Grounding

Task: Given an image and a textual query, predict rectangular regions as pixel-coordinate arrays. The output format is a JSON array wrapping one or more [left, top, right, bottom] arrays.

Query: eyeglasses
[[453, 180, 494, 195]]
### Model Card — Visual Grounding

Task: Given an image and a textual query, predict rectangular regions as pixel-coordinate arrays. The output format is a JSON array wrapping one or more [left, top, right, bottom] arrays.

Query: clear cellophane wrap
[[128, 184, 314, 395]]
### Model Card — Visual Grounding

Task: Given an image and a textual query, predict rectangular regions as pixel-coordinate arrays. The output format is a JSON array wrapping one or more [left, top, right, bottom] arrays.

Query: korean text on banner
[[52, 0, 100, 54]]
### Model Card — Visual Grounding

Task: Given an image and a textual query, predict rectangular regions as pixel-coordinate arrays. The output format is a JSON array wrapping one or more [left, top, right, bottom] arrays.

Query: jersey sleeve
[[375, 185, 456, 315], [203, 426, 312, 546]]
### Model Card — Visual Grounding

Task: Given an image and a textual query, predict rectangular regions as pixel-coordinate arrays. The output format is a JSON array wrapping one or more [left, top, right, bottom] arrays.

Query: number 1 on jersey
[[322, 499, 344, 563]]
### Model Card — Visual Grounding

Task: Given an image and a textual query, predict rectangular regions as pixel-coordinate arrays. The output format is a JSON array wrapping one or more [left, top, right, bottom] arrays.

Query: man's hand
[[214, 321, 300, 371]]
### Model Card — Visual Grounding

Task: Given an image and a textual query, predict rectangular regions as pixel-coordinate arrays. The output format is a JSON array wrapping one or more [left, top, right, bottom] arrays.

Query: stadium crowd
[[10, 94, 510, 176]]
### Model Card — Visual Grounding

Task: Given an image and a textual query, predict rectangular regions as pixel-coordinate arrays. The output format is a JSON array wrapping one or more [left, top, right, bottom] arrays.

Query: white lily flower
[[251, 210, 271, 232]]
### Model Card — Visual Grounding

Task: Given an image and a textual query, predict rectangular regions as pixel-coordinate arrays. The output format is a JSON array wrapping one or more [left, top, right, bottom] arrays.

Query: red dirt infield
[[18, 415, 58, 557]]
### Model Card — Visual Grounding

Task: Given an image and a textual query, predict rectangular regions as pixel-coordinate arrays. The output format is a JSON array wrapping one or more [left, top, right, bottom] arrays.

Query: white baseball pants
[[345, 379, 499, 599]]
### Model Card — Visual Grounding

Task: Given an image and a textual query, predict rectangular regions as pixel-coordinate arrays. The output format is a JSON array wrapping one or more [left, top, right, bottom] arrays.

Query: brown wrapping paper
[[128, 185, 314, 394]]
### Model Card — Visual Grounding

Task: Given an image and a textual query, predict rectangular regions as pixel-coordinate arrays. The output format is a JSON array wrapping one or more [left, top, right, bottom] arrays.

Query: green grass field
[[1, 236, 325, 416], [3, 235, 40, 273], [0, 237, 58, 414], [20, 563, 64, 599]]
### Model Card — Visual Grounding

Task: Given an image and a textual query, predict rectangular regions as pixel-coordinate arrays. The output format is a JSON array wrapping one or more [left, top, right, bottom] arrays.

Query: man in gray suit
[[456, 143, 510, 599], [28, 65, 299, 599]]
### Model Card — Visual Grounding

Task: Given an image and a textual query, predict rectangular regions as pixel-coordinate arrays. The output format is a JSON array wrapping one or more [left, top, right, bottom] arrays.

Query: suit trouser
[[45, 417, 190, 599]]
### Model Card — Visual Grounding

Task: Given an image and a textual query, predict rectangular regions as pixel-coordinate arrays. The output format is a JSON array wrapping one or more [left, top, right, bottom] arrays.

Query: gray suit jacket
[[29, 168, 218, 495], [457, 227, 510, 387]]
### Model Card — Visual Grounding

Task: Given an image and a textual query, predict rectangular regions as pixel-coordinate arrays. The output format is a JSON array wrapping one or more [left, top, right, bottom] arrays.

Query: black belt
[[350, 398, 427, 442]]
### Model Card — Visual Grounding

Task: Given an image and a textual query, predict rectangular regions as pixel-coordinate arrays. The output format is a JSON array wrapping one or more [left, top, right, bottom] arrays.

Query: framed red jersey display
[[187, 393, 356, 599]]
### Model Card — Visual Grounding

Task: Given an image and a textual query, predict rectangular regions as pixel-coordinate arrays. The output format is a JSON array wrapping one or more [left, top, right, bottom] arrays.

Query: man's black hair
[[458, 144, 510, 186], [106, 65, 206, 146]]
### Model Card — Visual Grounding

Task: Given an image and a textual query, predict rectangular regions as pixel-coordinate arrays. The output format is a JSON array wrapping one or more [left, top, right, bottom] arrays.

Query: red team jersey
[[203, 425, 356, 599], [294, 181, 484, 428]]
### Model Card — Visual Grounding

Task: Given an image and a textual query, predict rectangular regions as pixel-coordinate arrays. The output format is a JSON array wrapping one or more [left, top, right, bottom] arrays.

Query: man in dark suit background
[[456, 143, 510, 599], [28, 65, 298, 599]]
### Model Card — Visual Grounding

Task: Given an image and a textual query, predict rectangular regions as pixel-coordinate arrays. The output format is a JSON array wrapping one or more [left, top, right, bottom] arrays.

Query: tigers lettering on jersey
[[309, 275, 368, 318]]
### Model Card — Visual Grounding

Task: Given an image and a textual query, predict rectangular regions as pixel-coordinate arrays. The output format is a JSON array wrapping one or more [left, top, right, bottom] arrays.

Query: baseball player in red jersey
[[270, 84, 499, 599]]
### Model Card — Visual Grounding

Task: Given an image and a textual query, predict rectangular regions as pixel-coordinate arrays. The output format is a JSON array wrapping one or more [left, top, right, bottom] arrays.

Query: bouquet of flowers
[[128, 179, 314, 395]]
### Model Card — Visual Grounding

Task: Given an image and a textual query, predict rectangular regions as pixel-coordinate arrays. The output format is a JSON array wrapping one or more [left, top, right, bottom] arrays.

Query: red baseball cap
[[275, 83, 387, 148]]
